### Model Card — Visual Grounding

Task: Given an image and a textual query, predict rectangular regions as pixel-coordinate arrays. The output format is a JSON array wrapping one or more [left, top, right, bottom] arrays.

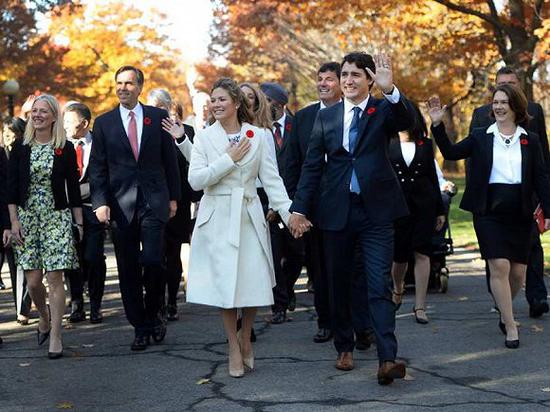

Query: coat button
[[398, 171, 402, 174]]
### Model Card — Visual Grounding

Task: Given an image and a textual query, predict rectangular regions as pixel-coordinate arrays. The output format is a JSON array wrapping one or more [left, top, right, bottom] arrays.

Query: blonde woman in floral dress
[[5, 95, 82, 358]]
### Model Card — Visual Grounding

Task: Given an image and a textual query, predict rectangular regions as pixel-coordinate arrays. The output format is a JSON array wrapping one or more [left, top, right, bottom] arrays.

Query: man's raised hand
[[366, 53, 394, 94]]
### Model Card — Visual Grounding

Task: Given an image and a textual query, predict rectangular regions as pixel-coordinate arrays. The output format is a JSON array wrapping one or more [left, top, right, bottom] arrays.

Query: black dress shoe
[[37, 328, 51, 346], [152, 322, 167, 343], [68, 300, 86, 323], [166, 304, 179, 321], [529, 300, 549, 319], [288, 294, 296, 312], [48, 350, 63, 359], [131, 335, 150, 351], [355, 329, 373, 351], [270, 311, 286, 324], [89, 307, 103, 324], [313, 328, 333, 343], [505, 339, 520, 349]]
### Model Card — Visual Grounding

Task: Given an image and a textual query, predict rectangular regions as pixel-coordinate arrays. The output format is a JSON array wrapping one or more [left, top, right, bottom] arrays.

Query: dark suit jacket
[[7, 139, 81, 210], [90, 104, 181, 226], [432, 122, 550, 217], [285, 102, 321, 199], [167, 124, 200, 243], [291, 95, 414, 230], [469, 101, 549, 167], [0, 147, 10, 230], [272, 114, 294, 190], [389, 138, 444, 217]]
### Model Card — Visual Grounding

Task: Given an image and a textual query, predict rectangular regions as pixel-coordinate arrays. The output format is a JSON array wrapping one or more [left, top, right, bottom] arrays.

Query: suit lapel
[[113, 108, 135, 158], [484, 131, 494, 181], [279, 116, 293, 152], [330, 102, 344, 148], [139, 104, 151, 157], [236, 123, 260, 166], [355, 98, 377, 149], [209, 121, 231, 156]]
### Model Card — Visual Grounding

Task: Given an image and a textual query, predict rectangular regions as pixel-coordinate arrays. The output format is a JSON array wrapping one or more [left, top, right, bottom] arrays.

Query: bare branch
[[432, 0, 507, 31]]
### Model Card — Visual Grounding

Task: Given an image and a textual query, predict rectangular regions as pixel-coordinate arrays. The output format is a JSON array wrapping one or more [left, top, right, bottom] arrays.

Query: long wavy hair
[[211, 78, 254, 125], [239, 82, 272, 130], [23, 94, 66, 149]]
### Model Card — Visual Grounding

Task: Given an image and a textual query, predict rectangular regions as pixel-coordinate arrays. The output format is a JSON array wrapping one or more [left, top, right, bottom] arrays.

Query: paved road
[[1, 246, 549, 411]]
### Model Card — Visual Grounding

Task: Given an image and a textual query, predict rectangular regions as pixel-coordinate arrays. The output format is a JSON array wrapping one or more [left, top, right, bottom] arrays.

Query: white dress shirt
[[272, 113, 287, 139], [487, 122, 525, 184], [119, 103, 144, 150], [342, 87, 401, 151], [400, 141, 416, 167]]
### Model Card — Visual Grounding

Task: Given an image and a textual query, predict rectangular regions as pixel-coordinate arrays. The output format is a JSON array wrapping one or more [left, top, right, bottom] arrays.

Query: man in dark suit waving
[[469, 66, 549, 319], [90, 66, 181, 351], [289, 52, 413, 385]]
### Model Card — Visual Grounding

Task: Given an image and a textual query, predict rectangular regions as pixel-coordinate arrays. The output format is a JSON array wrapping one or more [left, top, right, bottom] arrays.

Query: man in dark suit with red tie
[[63, 103, 107, 324], [469, 66, 550, 319], [260, 82, 305, 324], [289, 52, 414, 385], [90, 66, 181, 351]]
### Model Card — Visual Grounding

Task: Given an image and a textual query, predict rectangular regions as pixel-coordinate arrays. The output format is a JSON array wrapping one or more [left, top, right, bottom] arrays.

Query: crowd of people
[[0, 53, 549, 385]]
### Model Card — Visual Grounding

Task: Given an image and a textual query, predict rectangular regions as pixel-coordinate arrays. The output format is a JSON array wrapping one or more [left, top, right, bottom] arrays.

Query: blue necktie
[[349, 106, 361, 193]]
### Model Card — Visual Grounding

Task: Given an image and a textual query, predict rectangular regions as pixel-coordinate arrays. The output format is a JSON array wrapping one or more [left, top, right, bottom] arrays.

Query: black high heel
[[413, 307, 429, 324], [498, 318, 506, 335], [505, 329, 519, 349], [37, 305, 51, 346]]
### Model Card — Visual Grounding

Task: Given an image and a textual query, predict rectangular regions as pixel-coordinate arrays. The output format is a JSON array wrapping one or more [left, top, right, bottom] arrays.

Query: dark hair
[[490, 84, 530, 125], [64, 103, 92, 122], [115, 65, 145, 86], [341, 52, 375, 77], [8, 117, 27, 139], [211, 78, 255, 125], [318, 62, 341, 79], [406, 101, 428, 141], [496, 66, 518, 79]]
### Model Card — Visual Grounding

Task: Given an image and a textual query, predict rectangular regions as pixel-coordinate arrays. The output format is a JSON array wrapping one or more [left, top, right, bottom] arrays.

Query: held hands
[[288, 213, 313, 238], [95, 205, 110, 224], [435, 215, 446, 232], [161, 118, 186, 140], [169, 200, 178, 219], [366, 54, 394, 94], [266, 209, 280, 223], [227, 138, 251, 162], [427, 95, 447, 127]]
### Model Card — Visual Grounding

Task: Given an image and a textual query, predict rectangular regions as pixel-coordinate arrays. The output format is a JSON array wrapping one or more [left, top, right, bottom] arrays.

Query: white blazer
[[187, 121, 291, 308]]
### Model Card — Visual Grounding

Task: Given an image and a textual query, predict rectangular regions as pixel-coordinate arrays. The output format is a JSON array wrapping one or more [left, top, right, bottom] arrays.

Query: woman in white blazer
[[187, 78, 292, 378]]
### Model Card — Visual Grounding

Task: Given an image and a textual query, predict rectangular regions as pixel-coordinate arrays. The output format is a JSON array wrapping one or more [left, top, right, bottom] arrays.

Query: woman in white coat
[[187, 78, 294, 378]]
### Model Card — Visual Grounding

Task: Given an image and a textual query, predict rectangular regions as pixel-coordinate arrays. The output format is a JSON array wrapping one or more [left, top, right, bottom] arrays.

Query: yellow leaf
[[458, 297, 469, 301], [56, 402, 74, 409], [541, 387, 550, 392], [196, 378, 211, 385], [404, 374, 415, 381], [531, 325, 544, 333], [19, 363, 31, 367]]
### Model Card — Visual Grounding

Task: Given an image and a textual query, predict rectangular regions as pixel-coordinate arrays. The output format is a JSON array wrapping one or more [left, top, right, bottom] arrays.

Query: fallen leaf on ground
[[64, 324, 74, 330], [404, 374, 415, 381], [19, 363, 31, 367], [56, 402, 74, 409], [458, 297, 469, 301], [196, 378, 211, 385], [541, 387, 550, 392], [531, 325, 543, 333], [82, 344, 94, 348]]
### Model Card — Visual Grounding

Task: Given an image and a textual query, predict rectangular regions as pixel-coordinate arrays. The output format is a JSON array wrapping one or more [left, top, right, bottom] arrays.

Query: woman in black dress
[[390, 103, 445, 324], [428, 85, 550, 348]]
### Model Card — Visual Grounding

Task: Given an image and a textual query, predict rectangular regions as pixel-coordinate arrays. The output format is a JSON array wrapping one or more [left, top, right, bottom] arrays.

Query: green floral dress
[[14, 143, 78, 271]]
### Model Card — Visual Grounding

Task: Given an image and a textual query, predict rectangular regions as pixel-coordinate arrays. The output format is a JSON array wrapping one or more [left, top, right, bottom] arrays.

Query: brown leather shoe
[[335, 352, 354, 371], [377, 361, 406, 385]]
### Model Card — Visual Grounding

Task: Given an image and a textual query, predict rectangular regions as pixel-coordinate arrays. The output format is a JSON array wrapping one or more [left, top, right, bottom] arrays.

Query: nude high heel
[[228, 345, 244, 378]]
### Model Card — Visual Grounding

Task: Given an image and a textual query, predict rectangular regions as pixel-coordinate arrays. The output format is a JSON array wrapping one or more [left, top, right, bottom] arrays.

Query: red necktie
[[274, 122, 283, 148], [128, 111, 139, 161], [75, 141, 84, 177]]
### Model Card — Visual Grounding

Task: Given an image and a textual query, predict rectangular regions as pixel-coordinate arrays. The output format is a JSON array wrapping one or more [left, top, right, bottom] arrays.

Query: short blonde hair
[[23, 94, 66, 149]]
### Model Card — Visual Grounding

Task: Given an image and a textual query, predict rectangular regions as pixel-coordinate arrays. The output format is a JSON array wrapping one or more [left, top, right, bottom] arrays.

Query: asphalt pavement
[[0, 245, 549, 411]]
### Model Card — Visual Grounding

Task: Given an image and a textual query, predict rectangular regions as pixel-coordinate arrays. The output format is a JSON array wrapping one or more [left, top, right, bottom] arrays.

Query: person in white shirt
[[428, 85, 550, 349]]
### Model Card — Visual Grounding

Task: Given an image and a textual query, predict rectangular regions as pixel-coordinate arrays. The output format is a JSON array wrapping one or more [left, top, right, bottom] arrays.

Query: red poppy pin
[[367, 107, 376, 115], [416, 139, 425, 146], [520, 138, 528, 145], [54, 148, 63, 156], [246, 130, 254, 138], [285, 123, 292, 132], [143, 117, 152, 125]]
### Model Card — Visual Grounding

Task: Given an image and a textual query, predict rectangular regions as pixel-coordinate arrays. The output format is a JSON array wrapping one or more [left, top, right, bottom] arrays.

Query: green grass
[[448, 176, 550, 271]]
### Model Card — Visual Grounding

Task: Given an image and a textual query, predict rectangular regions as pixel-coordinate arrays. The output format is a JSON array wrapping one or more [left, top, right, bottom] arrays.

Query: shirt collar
[[319, 98, 342, 110], [119, 102, 143, 119], [69, 131, 92, 146], [486, 122, 527, 139], [343, 95, 369, 114], [274, 113, 286, 128]]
